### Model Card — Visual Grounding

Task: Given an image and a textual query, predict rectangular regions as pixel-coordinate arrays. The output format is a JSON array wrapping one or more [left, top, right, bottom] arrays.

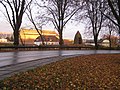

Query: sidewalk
[[0, 55, 78, 80]]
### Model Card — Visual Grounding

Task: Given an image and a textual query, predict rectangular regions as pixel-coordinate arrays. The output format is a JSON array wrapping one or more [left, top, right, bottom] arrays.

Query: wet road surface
[[0, 50, 120, 67]]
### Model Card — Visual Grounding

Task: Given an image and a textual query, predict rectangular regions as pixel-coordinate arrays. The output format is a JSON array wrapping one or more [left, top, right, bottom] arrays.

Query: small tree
[[74, 31, 82, 44]]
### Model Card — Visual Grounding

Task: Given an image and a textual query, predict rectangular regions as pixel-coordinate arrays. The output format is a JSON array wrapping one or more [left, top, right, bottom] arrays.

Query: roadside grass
[[0, 54, 120, 89]]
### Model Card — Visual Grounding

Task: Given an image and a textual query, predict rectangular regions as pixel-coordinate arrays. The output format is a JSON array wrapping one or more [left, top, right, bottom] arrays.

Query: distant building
[[101, 35, 118, 47], [0, 38, 7, 43], [0, 32, 12, 39], [84, 39, 95, 46], [0, 32, 13, 43], [20, 28, 59, 45], [102, 40, 109, 47], [34, 35, 59, 45], [84, 39, 103, 46], [74, 31, 82, 44], [64, 39, 73, 45]]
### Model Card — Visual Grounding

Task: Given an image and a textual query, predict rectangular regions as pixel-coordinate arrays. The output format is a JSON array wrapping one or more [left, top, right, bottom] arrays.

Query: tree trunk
[[20, 35, 24, 46], [109, 36, 112, 49], [59, 30, 64, 46], [36, 29, 45, 45], [94, 36, 98, 49], [118, 26, 120, 46], [109, 31, 112, 49], [13, 29, 19, 47]]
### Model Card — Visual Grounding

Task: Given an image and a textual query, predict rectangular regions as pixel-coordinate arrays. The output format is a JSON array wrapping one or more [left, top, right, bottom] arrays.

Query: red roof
[[35, 35, 59, 42]]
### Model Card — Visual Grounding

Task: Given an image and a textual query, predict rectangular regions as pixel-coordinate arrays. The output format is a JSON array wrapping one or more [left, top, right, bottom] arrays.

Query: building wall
[[20, 29, 59, 45], [101, 40, 109, 47], [0, 38, 7, 43], [34, 41, 59, 46]]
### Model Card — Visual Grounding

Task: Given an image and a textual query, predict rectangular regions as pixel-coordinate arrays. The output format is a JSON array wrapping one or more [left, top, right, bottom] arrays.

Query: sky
[[0, 13, 86, 40], [0, 20, 12, 33]]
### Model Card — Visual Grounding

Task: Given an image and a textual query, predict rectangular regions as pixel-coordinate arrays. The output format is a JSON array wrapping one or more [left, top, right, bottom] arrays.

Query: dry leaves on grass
[[0, 54, 120, 90]]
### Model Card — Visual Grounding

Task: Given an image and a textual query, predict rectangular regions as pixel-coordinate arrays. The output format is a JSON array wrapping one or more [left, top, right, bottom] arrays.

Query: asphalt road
[[0, 50, 120, 67]]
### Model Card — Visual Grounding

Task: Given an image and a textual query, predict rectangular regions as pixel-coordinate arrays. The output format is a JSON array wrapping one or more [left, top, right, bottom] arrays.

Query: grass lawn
[[0, 54, 120, 90]]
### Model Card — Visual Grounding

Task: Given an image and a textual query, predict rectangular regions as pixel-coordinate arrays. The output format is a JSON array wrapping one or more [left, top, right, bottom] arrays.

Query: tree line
[[0, 0, 119, 49]]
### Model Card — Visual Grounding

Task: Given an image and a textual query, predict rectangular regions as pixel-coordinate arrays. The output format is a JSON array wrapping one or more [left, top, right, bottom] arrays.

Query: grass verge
[[0, 54, 120, 89]]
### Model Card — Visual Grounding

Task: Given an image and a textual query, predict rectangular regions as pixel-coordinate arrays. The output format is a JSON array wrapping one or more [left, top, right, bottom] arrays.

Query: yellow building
[[20, 28, 59, 45]]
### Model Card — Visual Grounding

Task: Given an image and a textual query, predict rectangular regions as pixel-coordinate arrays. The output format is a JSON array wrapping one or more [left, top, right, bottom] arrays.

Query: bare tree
[[95, 3, 116, 49], [36, 0, 84, 46], [83, 0, 106, 49], [99, 0, 120, 40], [26, 1, 49, 45], [107, 0, 120, 28], [0, 0, 32, 46], [106, 0, 120, 44]]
